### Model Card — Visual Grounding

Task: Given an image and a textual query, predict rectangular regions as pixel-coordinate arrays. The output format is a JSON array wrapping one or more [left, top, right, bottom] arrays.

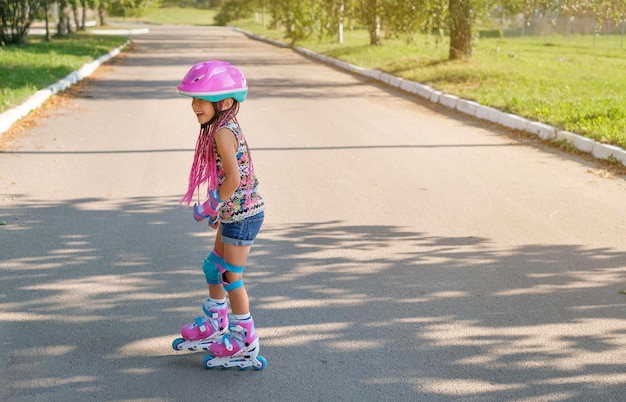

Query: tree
[[219, 0, 589, 59], [214, 0, 255, 26], [449, 0, 473, 59], [337, 0, 345, 42], [355, 0, 383, 45], [69, 0, 89, 31], [383, 0, 428, 42], [272, 0, 321, 43], [95, 0, 108, 25], [0, 0, 43, 45], [56, 0, 72, 36], [41, 0, 52, 40]]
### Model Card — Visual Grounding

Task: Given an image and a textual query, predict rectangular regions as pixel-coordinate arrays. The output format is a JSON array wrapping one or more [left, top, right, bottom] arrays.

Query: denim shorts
[[219, 212, 264, 246]]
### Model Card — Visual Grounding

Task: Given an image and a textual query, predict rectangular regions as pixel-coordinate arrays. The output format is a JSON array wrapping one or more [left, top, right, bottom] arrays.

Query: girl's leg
[[207, 228, 260, 358], [221, 242, 251, 315], [209, 229, 251, 315], [179, 232, 230, 341], [208, 229, 227, 299], [179, 225, 255, 344], [211, 227, 250, 312]]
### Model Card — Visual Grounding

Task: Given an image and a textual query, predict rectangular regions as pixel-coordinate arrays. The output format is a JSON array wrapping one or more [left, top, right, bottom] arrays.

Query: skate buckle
[[223, 335, 234, 352], [194, 316, 207, 333]]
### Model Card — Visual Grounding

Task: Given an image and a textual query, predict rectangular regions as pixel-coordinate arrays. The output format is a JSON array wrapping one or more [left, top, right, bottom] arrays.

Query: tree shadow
[[1, 196, 626, 401]]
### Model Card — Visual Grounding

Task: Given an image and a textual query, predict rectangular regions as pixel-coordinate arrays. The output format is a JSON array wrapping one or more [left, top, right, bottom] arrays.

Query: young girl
[[174, 60, 265, 369]]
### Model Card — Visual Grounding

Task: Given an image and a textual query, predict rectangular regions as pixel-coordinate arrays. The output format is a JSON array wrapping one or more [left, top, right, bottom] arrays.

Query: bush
[[214, 0, 252, 26], [107, 0, 162, 18], [478, 29, 502, 39], [161, 0, 213, 7], [0, 0, 42, 45]]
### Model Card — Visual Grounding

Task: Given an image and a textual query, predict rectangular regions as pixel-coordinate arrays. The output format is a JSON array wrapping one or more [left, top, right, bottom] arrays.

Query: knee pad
[[202, 250, 223, 285], [219, 261, 244, 292]]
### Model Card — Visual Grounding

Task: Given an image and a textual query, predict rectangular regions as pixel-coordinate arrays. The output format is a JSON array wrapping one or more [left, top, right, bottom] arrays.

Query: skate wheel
[[254, 356, 267, 370], [203, 355, 216, 370], [172, 338, 185, 351]]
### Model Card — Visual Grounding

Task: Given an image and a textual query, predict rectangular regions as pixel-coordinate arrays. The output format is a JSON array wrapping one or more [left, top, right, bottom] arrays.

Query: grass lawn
[[0, 33, 128, 114]]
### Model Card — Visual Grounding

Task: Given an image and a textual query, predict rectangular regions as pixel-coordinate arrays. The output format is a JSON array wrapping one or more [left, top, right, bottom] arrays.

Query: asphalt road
[[1, 24, 626, 402]]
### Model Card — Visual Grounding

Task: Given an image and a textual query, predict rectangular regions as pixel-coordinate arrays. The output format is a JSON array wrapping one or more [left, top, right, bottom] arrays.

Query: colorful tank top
[[215, 121, 264, 223]]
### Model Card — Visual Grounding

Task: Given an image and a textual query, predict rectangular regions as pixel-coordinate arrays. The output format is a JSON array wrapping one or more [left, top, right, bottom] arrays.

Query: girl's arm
[[214, 127, 240, 201]]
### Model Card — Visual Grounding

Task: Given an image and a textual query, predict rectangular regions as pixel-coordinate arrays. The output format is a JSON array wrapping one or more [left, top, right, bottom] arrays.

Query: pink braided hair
[[180, 100, 254, 206]]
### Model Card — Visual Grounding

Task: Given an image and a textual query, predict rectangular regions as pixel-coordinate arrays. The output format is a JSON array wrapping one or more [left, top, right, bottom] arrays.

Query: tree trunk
[[98, 5, 106, 26], [56, 0, 69, 36], [449, 0, 472, 60], [72, 4, 80, 31], [338, 1, 344, 44], [364, 0, 381, 45], [44, 0, 51, 41], [369, 14, 381, 45], [80, 1, 87, 31], [80, 0, 87, 30]]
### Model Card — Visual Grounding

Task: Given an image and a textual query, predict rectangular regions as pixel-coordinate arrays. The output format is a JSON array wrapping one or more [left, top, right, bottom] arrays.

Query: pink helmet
[[177, 60, 248, 102]]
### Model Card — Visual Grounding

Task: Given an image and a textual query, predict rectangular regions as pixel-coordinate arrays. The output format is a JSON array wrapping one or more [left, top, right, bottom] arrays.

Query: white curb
[[558, 130, 594, 153], [439, 93, 459, 109], [456, 99, 480, 117]]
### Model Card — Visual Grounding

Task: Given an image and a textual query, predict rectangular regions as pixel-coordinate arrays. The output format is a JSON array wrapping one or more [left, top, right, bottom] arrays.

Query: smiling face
[[191, 97, 216, 125]]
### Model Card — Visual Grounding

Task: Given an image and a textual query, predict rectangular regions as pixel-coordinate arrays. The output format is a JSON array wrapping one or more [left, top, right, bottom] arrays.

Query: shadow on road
[[1, 195, 625, 401]]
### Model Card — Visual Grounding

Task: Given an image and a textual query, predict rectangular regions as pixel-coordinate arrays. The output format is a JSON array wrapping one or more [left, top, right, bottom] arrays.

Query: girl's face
[[191, 98, 216, 125]]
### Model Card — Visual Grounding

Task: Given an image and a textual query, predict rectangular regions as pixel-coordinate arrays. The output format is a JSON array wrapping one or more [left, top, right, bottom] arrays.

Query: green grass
[[0, 33, 128, 114], [234, 18, 626, 150]]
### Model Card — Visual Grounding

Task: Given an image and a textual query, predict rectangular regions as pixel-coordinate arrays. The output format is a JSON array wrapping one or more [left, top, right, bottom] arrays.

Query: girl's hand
[[205, 215, 219, 229], [193, 189, 222, 222]]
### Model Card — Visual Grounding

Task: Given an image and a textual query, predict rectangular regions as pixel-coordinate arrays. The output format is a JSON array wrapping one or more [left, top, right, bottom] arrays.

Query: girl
[[175, 60, 265, 367]]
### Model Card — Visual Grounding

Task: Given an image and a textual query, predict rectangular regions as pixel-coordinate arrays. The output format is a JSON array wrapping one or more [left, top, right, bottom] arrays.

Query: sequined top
[[215, 121, 264, 223]]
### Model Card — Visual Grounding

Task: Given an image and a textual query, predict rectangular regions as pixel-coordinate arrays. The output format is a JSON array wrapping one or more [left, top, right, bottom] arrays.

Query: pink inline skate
[[172, 299, 229, 352], [203, 315, 266, 370]]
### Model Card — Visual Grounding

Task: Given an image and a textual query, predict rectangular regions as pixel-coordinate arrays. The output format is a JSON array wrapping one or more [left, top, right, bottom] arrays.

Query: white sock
[[209, 297, 226, 305], [232, 313, 251, 321]]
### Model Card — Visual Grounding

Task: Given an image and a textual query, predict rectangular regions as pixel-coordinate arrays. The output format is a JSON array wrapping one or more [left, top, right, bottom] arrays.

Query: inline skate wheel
[[172, 338, 185, 351], [203, 355, 217, 370], [254, 356, 267, 370]]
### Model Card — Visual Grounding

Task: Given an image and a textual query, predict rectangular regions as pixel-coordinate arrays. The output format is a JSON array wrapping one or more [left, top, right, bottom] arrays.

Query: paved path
[[1, 24, 626, 401]]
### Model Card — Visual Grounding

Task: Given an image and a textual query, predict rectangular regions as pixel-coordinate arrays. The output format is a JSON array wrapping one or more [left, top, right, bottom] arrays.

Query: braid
[[181, 100, 249, 206]]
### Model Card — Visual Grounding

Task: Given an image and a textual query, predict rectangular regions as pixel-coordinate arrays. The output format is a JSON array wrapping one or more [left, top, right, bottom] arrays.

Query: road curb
[[234, 27, 626, 168], [0, 39, 131, 136]]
